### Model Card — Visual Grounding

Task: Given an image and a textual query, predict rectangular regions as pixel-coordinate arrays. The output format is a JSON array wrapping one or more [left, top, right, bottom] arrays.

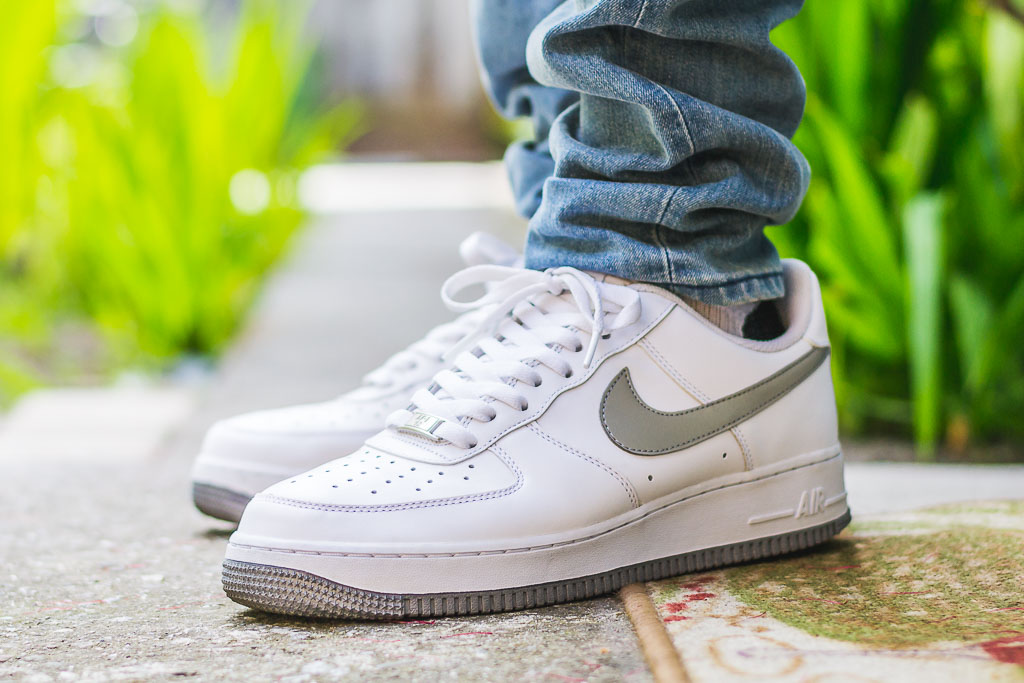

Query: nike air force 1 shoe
[[190, 232, 520, 523], [222, 261, 849, 618]]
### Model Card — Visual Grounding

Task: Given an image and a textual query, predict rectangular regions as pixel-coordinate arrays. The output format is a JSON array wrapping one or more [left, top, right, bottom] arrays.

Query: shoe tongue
[[366, 427, 460, 465], [459, 232, 521, 267]]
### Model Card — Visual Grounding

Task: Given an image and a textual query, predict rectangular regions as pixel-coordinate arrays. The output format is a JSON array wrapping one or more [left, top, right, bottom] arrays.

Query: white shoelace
[[358, 312, 485, 391], [386, 266, 643, 448]]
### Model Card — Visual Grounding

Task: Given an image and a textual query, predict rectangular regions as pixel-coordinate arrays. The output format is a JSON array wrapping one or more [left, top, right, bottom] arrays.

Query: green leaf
[[902, 193, 945, 457], [805, 97, 903, 304], [829, 1, 871, 136], [883, 94, 939, 206], [948, 275, 994, 397], [984, 12, 1024, 157]]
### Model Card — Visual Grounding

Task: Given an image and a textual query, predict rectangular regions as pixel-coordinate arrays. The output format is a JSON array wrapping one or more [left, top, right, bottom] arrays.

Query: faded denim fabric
[[471, 0, 810, 305]]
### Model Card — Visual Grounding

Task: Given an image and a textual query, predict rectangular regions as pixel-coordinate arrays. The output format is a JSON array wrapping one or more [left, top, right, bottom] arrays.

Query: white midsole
[[224, 452, 848, 594]]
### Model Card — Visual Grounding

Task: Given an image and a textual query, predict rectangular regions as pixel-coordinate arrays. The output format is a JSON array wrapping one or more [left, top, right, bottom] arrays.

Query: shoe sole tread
[[221, 509, 850, 619], [193, 483, 250, 523]]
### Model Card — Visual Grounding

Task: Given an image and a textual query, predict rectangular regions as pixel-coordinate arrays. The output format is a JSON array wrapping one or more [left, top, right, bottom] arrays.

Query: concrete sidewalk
[[3, 196, 1022, 682]]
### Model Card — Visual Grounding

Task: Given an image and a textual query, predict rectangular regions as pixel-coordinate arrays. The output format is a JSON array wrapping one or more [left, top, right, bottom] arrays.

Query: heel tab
[[781, 259, 830, 348], [459, 232, 521, 268]]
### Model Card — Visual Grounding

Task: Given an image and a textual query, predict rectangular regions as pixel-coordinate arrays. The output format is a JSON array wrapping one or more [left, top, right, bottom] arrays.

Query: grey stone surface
[[0, 458, 646, 681], [845, 461, 1024, 515], [0, 387, 193, 463], [0, 210, 651, 682]]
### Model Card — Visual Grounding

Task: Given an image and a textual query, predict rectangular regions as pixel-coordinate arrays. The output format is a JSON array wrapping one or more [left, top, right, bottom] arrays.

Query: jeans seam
[[626, 0, 695, 159], [651, 188, 679, 283], [634, 0, 652, 27], [623, 4, 696, 174], [654, 83, 696, 158]]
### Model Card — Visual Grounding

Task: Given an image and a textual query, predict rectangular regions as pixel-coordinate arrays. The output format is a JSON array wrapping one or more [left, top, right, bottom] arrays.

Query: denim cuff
[[653, 271, 786, 306]]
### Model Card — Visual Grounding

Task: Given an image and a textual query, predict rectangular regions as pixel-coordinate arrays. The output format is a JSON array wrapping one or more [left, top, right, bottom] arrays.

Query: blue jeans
[[471, 0, 809, 305]]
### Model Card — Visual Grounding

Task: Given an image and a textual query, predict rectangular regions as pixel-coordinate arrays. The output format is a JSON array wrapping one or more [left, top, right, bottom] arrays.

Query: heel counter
[[743, 261, 840, 468], [782, 258, 831, 349], [797, 259, 839, 447]]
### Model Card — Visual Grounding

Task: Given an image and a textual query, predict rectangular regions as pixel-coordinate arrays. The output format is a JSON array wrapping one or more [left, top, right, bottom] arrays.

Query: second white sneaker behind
[[190, 232, 520, 522], [222, 259, 849, 618]]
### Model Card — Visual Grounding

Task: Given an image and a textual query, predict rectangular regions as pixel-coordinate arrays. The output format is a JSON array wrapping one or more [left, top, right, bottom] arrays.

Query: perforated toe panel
[[262, 446, 517, 508]]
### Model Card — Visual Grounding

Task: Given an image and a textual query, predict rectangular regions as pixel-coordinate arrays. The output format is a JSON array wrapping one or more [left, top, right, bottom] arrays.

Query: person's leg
[[470, 0, 578, 220], [516, 0, 809, 307]]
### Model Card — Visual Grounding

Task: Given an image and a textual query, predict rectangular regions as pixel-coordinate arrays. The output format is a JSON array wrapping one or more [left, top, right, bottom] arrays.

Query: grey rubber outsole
[[222, 509, 851, 620], [193, 483, 251, 524]]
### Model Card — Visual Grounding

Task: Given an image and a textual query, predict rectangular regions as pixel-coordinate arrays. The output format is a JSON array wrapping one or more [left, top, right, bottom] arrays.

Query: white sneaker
[[190, 232, 520, 522], [222, 261, 849, 618]]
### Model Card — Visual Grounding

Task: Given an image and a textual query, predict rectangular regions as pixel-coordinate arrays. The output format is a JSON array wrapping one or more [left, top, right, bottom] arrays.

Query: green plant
[[770, 0, 1024, 456], [0, 1, 361, 401], [0, 2, 60, 398]]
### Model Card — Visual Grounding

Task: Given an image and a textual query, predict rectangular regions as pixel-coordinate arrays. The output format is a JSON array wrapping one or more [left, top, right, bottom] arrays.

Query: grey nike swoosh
[[600, 346, 830, 456]]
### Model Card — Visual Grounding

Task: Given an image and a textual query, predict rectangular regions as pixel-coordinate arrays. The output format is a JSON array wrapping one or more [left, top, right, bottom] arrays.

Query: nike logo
[[600, 346, 830, 456]]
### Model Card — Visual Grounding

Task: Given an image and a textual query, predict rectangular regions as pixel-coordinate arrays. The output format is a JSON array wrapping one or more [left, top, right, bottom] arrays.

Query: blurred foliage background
[[0, 0, 1021, 459], [0, 0, 360, 401], [769, 0, 1024, 457]]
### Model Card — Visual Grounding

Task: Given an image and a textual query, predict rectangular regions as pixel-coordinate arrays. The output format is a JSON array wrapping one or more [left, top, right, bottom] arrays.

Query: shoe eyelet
[[564, 369, 573, 379], [520, 401, 529, 411], [533, 378, 543, 387]]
